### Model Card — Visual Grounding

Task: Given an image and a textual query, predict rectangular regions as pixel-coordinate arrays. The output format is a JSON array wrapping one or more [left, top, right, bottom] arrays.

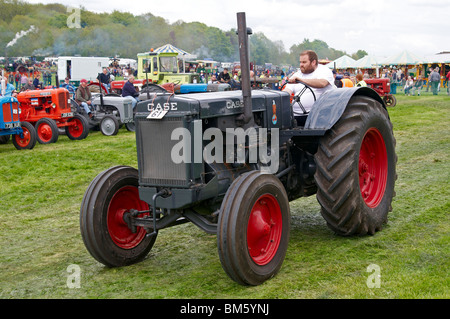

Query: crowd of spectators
[[1, 57, 449, 96]]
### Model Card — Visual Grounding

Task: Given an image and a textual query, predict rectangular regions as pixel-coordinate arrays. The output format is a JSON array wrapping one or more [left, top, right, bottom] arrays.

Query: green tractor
[[137, 51, 199, 85]]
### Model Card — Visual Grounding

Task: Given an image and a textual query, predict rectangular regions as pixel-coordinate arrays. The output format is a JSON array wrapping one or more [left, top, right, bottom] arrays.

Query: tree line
[[0, 0, 367, 66]]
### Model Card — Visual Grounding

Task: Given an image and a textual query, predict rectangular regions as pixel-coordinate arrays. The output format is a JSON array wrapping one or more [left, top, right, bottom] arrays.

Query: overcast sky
[[26, 0, 449, 59]]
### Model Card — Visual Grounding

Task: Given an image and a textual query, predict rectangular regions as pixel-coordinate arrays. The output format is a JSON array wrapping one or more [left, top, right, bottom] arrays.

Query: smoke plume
[[7, 26, 37, 48]]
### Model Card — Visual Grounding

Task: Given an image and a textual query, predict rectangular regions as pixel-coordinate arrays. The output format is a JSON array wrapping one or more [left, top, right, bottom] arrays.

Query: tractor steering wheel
[[290, 81, 316, 114]]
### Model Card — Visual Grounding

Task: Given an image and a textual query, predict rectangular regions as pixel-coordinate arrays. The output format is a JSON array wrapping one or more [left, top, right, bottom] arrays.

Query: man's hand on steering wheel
[[290, 82, 316, 114]]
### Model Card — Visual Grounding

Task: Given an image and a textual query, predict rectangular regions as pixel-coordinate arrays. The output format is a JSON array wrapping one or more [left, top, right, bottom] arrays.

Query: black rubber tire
[[100, 115, 119, 136], [314, 96, 397, 236], [217, 171, 290, 285], [35, 118, 59, 144], [80, 166, 156, 267], [0, 135, 10, 144], [65, 114, 89, 140], [383, 95, 397, 107], [12, 121, 37, 150]]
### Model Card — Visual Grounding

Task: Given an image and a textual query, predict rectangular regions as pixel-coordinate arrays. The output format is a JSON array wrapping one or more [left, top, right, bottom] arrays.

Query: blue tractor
[[0, 96, 37, 150]]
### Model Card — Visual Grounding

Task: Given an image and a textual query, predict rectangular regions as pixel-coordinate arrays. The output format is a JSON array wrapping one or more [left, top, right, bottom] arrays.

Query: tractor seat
[[294, 113, 309, 127]]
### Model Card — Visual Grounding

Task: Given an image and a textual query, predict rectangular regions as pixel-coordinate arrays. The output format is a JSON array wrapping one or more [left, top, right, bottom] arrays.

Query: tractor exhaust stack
[[236, 12, 254, 126]]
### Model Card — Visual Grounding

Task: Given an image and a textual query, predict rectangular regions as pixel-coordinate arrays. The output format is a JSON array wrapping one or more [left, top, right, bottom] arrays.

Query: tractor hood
[[136, 90, 290, 121]]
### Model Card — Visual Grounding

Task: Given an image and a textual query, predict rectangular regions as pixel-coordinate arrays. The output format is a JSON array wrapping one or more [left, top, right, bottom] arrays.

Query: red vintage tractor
[[365, 78, 396, 107], [17, 88, 89, 144]]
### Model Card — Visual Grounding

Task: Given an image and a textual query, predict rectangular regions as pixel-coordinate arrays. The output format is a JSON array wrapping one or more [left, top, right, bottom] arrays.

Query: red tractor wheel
[[80, 166, 156, 267], [35, 118, 59, 144], [12, 122, 37, 150], [217, 171, 290, 285], [65, 114, 89, 140], [314, 96, 397, 235]]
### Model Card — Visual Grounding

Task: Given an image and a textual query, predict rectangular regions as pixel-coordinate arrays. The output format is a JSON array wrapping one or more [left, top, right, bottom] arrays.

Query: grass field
[[0, 92, 449, 300]]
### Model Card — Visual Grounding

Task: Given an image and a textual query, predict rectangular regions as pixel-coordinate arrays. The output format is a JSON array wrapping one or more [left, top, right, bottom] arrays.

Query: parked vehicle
[[365, 78, 396, 107], [0, 96, 37, 150], [17, 88, 89, 143]]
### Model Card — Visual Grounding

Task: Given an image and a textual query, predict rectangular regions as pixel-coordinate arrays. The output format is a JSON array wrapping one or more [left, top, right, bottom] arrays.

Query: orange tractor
[[17, 88, 89, 143]]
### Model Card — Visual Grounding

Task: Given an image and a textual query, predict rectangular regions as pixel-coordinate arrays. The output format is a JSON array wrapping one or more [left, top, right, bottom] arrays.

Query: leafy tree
[[0, 1, 369, 66], [352, 49, 368, 60]]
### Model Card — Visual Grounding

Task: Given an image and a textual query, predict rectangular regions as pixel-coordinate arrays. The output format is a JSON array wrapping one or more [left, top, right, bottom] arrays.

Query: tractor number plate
[[61, 112, 74, 118], [147, 109, 168, 120], [4, 122, 20, 129]]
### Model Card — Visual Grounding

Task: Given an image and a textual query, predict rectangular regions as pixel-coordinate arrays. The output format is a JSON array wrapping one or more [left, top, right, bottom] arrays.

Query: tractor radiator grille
[[137, 117, 189, 187], [58, 91, 69, 109], [123, 100, 132, 120]]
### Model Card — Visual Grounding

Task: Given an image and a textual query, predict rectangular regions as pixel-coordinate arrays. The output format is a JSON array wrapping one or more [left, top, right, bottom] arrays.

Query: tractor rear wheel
[[36, 118, 59, 144], [217, 171, 290, 285], [314, 96, 397, 236], [80, 166, 156, 267], [12, 122, 37, 150], [65, 114, 89, 140]]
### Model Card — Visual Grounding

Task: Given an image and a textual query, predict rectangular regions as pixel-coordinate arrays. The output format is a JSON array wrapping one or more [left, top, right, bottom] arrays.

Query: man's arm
[[288, 75, 329, 88]]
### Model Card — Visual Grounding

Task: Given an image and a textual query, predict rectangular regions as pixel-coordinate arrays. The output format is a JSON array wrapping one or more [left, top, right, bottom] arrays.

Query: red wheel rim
[[107, 186, 149, 249], [15, 127, 31, 148], [67, 118, 83, 138], [359, 128, 388, 208], [247, 194, 282, 265], [37, 122, 53, 142]]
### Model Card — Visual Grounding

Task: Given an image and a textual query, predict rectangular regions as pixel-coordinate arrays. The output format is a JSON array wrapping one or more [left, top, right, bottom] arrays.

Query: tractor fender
[[305, 87, 385, 130]]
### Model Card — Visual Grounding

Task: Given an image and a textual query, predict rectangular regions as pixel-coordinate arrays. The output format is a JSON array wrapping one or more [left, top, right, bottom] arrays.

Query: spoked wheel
[[80, 166, 156, 267], [65, 114, 89, 140], [36, 118, 59, 144], [217, 171, 290, 286], [12, 122, 37, 150], [314, 96, 397, 236]]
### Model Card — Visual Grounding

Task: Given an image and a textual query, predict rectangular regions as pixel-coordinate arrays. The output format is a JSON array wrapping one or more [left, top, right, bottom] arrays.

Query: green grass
[[0, 94, 449, 299]]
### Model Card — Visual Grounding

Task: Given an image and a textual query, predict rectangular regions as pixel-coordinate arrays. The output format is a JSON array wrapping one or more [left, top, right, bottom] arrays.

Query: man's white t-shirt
[[286, 64, 335, 115]]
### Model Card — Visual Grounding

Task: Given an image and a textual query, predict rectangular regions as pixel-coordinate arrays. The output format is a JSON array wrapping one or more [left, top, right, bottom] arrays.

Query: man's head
[[103, 68, 108, 74], [128, 75, 135, 82], [80, 79, 88, 87], [299, 50, 318, 74], [223, 68, 228, 74]]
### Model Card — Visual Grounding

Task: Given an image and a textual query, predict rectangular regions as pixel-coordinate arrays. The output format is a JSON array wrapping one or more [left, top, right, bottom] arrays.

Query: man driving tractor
[[282, 50, 335, 126]]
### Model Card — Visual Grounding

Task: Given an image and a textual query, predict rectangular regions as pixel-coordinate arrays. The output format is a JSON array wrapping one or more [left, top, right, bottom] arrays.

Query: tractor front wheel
[[383, 95, 396, 107], [36, 118, 59, 144], [80, 166, 156, 267], [66, 114, 89, 140], [100, 115, 119, 136], [314, 96, 397, 236], [217, 171, 290, 285], [12, 122, 37, 150]]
